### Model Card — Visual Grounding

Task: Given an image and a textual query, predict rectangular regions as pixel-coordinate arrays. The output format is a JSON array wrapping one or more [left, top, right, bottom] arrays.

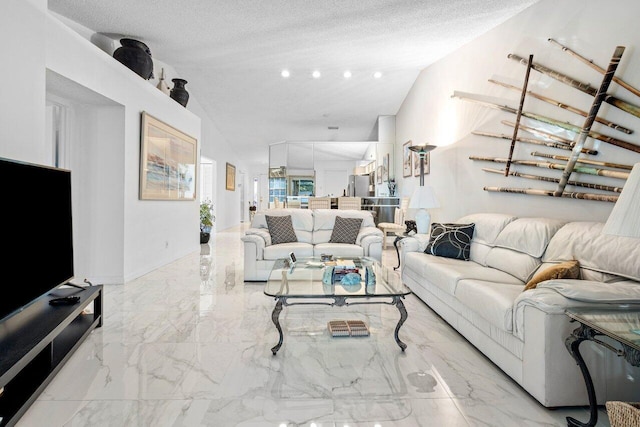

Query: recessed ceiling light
[[343, 70, 352, 79], [281, 69, 290, 78], [312, 70, 321, 79], [373, 71, 382, 79]]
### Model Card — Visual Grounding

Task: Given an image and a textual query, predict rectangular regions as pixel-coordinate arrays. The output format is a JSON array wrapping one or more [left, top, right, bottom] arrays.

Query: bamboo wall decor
[[488, 78, 633, 134], [554, 45, 624, 196], [452, 39, 640, 204]]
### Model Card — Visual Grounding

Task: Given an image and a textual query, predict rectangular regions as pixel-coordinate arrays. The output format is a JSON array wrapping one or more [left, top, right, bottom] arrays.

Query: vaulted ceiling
[[48, 0, 539, 168]]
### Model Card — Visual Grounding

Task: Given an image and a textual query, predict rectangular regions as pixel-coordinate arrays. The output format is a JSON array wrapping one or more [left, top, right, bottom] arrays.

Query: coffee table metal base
[[270, 295, 408, 355]]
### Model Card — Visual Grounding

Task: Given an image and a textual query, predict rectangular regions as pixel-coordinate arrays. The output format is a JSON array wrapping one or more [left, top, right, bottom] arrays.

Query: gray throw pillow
[[265, 215, 298, 245], [329, 216, 363, 244], [425, 223, 475, 260]]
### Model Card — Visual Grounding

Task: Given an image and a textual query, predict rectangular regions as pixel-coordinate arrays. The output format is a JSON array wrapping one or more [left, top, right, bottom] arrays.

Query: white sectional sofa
[[400, 212, 640, 407], [242, 208, 383, 281]]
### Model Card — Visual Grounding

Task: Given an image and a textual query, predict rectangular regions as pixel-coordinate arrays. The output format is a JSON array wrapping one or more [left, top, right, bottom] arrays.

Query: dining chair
[[308, 197, 331, 209], [337, 197, 361, 210]]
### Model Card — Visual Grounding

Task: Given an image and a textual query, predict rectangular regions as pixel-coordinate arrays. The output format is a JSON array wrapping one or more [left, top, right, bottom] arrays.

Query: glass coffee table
[[264, 257, 412, 355]]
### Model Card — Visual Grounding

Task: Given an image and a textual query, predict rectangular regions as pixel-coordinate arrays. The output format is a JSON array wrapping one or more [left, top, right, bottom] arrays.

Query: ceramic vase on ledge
[[156, 68, 170, 95], [113, 38, 154, 80], [170, 78, 190, 107]]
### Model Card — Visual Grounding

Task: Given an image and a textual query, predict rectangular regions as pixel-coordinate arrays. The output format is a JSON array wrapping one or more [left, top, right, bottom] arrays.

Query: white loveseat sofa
[[242, 208, 383, 281], [400, 212, 640, 407]]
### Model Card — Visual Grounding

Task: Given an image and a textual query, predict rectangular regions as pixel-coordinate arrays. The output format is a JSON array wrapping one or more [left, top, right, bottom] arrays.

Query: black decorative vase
[[170, 78, 190, 107], [200, 232, 210, 244], [113, 38, 154, 80]]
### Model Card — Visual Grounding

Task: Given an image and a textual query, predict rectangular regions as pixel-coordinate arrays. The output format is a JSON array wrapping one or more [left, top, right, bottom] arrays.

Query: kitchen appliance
[[347, 175, 370, 197]]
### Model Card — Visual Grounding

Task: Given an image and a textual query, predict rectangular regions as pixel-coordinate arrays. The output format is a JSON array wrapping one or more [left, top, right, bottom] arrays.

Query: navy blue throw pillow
[[424, 223, 475, 260]]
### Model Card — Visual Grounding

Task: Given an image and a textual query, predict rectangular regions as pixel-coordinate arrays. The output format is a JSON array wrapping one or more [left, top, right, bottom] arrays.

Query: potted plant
[[200, 199, 215, 244]]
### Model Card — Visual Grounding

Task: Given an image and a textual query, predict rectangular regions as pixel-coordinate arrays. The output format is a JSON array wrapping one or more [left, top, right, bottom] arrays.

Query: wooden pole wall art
[[548, 38, 640, 99], [489, 78, 633, 134], [554, 45, 625, 196], [508, 53, 640, 120], [501, 120, 599, 154], [453, 90, 640, 153], [454, 40, 640, 203], [505, 54, 534, 176], [482, 168, 623, 193]]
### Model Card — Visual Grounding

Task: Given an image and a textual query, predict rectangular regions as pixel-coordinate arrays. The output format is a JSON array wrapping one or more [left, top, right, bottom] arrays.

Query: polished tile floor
[[18, 225, 611, 426]]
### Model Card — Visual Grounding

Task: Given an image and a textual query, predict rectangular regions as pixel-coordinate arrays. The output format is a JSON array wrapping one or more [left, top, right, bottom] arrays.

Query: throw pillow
[[425, 223, 475, 260], [329, 216, 363, 244], [524, 260, 580, 291], [265, 215, 298, 245]]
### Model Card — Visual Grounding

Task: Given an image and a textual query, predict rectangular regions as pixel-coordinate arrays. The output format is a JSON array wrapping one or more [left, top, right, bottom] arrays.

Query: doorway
[[200, 156, 217, 233]]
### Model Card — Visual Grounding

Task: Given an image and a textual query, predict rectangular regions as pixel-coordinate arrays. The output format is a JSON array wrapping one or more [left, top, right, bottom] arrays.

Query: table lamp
[[602, 162, 640, 238], [408, 144, 438, 234]]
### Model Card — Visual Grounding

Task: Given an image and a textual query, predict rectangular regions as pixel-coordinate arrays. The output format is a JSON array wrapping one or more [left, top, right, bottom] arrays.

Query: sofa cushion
[[457, 213, 517, 245], [252, 209, 314, 243], [313, 209, 375, 244], [543, 221, 640, 282], [263, 242, 314, 260], [314, 243, 364, 258], [403, 252, 523, 295], [485, 247, 541, 283], [493, 217, 567, 258], [457, 213, 516, 265], [266, 215, 298, 244], [455, 279, 523, 332], [524, 260, 580, 291], [329, 216, 363, 244], [425, 222, 475, 260], [481, 217, 565, 283]]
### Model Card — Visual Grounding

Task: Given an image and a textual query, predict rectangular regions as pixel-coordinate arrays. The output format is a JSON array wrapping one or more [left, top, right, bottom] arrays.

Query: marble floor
[[17, 225, 611, 427]]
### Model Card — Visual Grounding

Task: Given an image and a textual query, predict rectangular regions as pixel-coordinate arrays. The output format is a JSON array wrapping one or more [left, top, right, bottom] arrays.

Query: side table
[[564, 308, 640, 427]]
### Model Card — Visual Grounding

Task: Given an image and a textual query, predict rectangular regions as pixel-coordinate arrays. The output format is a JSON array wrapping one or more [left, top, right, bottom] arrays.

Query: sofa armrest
[[356, 226, 383, 245], [399, 234, 430, 252], [537, 279, 640, 303], [244, 228, 272, 246], [241, 231, 268, 261], [512, 279, 640, 339]]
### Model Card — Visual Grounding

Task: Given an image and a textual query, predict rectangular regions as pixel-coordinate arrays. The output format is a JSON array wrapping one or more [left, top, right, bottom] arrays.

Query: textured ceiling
[[48, 0, 539, 167]]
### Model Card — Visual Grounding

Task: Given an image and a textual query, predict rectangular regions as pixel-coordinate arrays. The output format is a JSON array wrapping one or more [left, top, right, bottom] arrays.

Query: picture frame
[[402, 140, 412, 177], [226, 162, 236, 191], [377, 166, 383, 184], [414, 151, 430, 177], [383, 153, 390, 182], [139, 112, 198, 201]]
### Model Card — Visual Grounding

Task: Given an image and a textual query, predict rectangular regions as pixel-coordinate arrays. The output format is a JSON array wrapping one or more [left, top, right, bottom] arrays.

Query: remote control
[[49, 296, 80, 306]]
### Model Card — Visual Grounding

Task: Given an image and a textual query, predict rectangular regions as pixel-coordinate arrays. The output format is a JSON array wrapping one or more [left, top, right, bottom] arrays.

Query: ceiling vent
[[328, 126, 339, 130]]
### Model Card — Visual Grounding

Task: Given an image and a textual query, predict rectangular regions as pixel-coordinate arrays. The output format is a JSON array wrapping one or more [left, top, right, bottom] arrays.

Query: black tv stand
[[0, 285, 103, 426]]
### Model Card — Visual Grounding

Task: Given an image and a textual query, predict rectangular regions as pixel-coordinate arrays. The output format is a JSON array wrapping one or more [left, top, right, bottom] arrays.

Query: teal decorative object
[[322, 267, 334, 285], [341, 273, 362, 291]]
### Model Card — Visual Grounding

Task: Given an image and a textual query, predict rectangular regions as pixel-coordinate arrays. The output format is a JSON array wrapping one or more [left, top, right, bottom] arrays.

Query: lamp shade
[[603, 162, 640, 238], [408, 185, 439, 210]]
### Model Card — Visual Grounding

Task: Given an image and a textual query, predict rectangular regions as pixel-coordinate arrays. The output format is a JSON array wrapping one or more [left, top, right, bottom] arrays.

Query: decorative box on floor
[[328, 320, 370, 337]]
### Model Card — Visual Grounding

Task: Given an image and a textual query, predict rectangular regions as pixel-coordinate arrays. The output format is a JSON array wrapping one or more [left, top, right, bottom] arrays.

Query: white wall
[[0, 0, 46, 163], [396, 0, 640, 223], [0, 1, 249, 284], [50, 9, 247, 233]]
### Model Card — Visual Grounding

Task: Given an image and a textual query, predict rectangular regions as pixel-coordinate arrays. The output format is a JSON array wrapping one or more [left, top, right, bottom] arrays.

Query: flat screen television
[[0, 157, 74, 321]]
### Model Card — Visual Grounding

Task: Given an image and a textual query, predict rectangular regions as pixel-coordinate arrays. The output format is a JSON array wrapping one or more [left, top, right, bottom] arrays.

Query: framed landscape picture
[[226, 162, 236, 191], [402, 140, 412, 177], [139, 112, 198, 200]]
